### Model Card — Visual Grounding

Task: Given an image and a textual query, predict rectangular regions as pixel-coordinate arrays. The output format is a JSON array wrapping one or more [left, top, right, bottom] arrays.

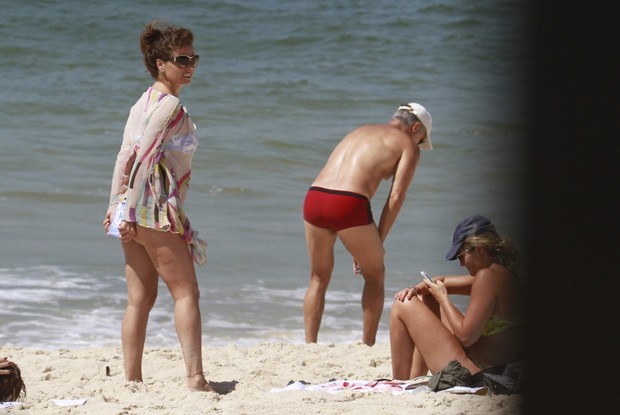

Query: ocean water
[[0, 0, 528, 349]]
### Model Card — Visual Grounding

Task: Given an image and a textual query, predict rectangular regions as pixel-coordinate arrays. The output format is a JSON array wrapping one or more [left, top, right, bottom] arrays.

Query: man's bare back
[[311, 122, 419, 200]]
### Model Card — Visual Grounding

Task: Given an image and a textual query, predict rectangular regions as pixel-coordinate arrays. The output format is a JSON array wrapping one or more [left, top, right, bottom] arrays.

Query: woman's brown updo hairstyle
[[139, 20, 194, 79]]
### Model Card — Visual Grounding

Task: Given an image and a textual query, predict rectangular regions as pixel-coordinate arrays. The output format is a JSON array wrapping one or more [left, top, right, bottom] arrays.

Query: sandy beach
[[1, 342, 522, 414]]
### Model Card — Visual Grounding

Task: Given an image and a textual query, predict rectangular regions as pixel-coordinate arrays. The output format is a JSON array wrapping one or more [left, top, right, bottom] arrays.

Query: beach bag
[[481, 361, 523, 395], [429, 360, 523, 395], [471, 361, 523, 395], [482, 372, 517, 395]]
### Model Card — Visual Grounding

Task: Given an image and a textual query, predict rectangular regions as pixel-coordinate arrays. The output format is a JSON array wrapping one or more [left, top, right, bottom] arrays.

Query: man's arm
[[376, 148, 419, 241]]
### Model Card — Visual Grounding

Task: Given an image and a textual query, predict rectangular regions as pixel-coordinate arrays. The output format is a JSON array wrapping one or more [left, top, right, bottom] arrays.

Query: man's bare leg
[[360, 276, 384, 345], [339, 224, 385, 346], [303, 222, 337, 343]]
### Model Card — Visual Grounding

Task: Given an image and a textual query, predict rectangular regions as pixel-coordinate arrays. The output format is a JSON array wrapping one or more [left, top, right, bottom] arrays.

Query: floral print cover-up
[[109, 87, 206, 265]]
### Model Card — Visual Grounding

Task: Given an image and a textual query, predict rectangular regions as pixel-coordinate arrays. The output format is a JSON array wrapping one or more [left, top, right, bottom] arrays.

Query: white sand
[[1, 343, 522, 414]]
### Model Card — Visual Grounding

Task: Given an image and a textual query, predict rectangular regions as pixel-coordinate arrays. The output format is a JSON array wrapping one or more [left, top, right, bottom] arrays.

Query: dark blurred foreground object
[[523, 1, 620, 415]]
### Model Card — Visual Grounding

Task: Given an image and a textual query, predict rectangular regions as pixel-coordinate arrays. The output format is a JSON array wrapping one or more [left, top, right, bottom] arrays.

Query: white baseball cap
[[398, 102, 433, 150]]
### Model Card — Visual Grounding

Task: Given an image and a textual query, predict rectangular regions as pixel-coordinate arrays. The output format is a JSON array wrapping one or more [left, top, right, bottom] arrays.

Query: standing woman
[[103, 21, 212, 392], [390, 215, 521, 381]]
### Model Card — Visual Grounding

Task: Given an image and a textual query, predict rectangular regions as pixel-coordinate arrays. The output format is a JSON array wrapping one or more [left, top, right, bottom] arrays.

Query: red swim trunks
[[303, 186, 373, 231]]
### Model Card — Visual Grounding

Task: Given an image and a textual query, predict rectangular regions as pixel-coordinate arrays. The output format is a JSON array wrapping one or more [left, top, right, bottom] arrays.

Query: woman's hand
[[0, 357, 12, 376], [394, 284, 425, 302], [118, 221, 137, 243], [423, 278, 448, 300], [103, 205, 116, 233]]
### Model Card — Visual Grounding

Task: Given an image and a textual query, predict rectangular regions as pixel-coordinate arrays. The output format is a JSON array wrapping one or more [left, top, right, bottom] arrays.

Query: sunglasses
[[166, 55, 200, 68], [456, 247, 474, 261]]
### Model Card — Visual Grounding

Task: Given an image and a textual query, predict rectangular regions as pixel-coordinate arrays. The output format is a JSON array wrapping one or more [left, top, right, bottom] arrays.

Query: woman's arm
[[123, 96, 181, 222], [394, 274, 474, 302], [433, 269, 498, 347], [438, 275, 475, 295], [109, 127, 137, 205]]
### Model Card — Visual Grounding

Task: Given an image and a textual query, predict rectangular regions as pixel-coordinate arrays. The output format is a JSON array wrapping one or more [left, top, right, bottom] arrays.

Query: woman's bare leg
[[409, 294, 442, 378], [390, 300, 415, 380], [410, 347, 429, 379], [121, 240, 159, 382], [390, 296, 480, 377], [134, 226, 213, 392]]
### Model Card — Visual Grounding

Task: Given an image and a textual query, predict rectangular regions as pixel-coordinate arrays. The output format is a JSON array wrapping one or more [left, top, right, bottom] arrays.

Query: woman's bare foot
[[187, 372, 215, 392]]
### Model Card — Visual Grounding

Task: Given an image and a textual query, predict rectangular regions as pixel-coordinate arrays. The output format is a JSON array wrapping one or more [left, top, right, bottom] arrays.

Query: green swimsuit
[[481, 314, 518, 337], [467, 315, 519, 369]]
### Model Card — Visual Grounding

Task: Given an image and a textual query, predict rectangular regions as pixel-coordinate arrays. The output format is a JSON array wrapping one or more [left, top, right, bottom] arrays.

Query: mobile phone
[[420, 271, 433, 283]]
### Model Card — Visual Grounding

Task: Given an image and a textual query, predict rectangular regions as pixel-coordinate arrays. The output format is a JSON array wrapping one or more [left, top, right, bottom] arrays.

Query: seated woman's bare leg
[[390, 296, 480, 377], [410, 347, 429, 378]]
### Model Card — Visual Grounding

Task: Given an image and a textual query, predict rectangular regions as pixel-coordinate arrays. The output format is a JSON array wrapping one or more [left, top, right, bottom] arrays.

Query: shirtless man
[[303, 102, 433, 345]]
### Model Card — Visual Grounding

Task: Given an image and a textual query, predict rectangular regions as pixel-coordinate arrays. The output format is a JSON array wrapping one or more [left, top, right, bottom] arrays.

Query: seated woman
[[390, 214, 521, 380]]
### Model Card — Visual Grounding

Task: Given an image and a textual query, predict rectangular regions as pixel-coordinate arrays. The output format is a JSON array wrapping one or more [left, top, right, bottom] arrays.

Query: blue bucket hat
[[445, 215, 496, 260]]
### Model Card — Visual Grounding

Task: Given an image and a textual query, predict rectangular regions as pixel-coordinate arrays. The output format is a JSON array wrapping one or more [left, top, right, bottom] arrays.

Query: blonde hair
[[462, 231, 519, 274]]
